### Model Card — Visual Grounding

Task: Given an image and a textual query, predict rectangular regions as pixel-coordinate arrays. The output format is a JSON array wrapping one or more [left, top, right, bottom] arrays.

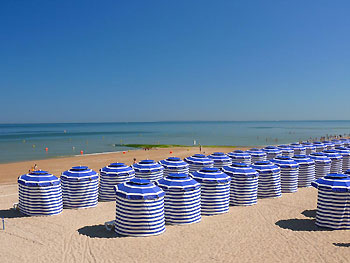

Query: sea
[[0, 121, 349, 163]]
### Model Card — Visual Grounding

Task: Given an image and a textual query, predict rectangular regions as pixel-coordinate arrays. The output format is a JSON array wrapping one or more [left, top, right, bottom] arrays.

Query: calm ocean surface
[[0, 121, 349, 163]]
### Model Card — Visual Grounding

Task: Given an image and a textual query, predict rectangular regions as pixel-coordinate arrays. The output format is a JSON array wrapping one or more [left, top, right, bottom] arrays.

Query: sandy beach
[[0, 147, 349, 263]]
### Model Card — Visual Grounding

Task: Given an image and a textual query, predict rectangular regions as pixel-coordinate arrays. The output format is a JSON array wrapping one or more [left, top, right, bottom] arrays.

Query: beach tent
[[292, 155, 315, 188], [301, 142, 316, 155], [321, 141, 335, 150], [252, 161, 281, 199], [262, 146, 282, 160], [222, 163, 259, 206], [323, 150, 343, 173], [331, 139, 344, 148], [190, 167, 231, 216], [114, 178, 165, 236], [208, 152, 232, 169], [132, 160, 164, 182], [184, 154, 214, 173], [339, 138, 350, 147], [247, 148, 267, 164], [313, 142, 326, 153], [157, 173, 201, 225], [271, 156, 299, 193], [277, 145, 294, 158], [99, 163, 135, 201], [18, 170, 62, 216], [227, 150, 252, 165], [289, 143, 306, 156], [311, 173, 350, 230], [61, 166, 99, 209], [335, 147, 350, 173], [309, 153, 331, 179], [159, 157, 189, 176]]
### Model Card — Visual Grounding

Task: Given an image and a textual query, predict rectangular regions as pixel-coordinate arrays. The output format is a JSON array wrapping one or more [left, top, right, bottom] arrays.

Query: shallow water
[[0, 121, 349, 163]]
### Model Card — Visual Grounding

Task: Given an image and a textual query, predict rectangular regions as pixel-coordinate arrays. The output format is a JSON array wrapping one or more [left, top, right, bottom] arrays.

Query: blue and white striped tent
[[292, 155, 315, 188], [61, 166, 99, 209], [157, 173, 201, 225], [184, 154, 214, 173], [323, 150, 343, 173], [313, 142, 326, 153], [262, 146, 282, 160], [309, 153, 331, 179], [277, 145, 294, 158], [252, 161, 281, 199], [322, 141, 335, 150], [159, 157, 189, 176], [227, 150, 252, 165], [99, 163, 135, 201], [18, 171, 62, 216], [190, 167, 231, 216], [114, 178, 165, 236], [339, 138, 350, 147], [222, 163, 259, 206], [289, 143, 306, 156], [247, 148, 267, 164], [208, 152, 232, 169], [302, 142, 316, 155], [331, 139, 344, 148], [132, 160, 164, 182], [311, 173, 350, 230], [271, 156, 299, 193], [335, 147, 350, 173]]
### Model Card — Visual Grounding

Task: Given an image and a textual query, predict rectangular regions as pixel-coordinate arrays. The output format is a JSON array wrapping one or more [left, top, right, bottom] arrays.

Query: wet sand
[[0, 147, 349, 263]]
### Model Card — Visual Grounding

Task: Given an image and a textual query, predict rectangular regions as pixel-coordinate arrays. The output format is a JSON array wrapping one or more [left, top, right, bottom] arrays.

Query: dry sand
[[0, 147, 349, 263]]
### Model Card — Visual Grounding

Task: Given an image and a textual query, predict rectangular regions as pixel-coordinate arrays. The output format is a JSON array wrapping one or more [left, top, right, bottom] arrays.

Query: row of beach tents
[[17, 139, 350, 236]]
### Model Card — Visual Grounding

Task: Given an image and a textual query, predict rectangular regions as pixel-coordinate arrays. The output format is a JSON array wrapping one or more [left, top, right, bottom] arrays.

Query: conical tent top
[[114, 178, 164, 200], [311, 173, 350, 192]]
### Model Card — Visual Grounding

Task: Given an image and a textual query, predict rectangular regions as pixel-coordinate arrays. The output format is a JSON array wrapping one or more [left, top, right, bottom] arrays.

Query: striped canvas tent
[[335, 147, 350, 173], [190, 167, 231, 216], [277, 145, 294, 158], [271, 156, 299, 193], [208, 152, 232, 169], [302, 142, 316, 155], [222, 163, 259, 206], [159, 157, 189, 176], [132, 160, 164, 182], [252, 161, 281, 199], [114, 178, 165, 236], [262, 146, 282, 160], [227, 150, 252, 165], [311, 173, 350, 230], [331, 139, 344, 148], [157, 173, 201, 225], [289, 143, 306, 156], [18, 171, 62, 216], [323, 150, 343, 173], [309, 153, 331, 179], [99, 163, 135, 201], [292, 155, 315, 188], [61, 166, 99, 209], [313, 142, 326, 153], [322, 141, 335, 150], [339, 138, 350, 147], [184, 154, 214, 173], [247, 148, 267, 164]]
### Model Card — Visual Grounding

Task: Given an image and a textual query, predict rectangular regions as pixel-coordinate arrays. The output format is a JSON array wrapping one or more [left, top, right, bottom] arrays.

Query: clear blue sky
[[1, 0, 350, 123]]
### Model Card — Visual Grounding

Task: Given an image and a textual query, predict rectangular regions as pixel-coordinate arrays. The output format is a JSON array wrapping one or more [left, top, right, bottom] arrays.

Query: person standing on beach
[[199, 144, 202, 153], [133, 158, 137, 164]]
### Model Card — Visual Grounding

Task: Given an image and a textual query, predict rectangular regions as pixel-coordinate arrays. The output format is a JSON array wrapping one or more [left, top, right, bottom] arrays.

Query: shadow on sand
[[301, 209, 317, 218], [333, 243, 350, 248], [275, 218, 333, 231], [0, 209, 26, 219], [78, 224, 120, 239]]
